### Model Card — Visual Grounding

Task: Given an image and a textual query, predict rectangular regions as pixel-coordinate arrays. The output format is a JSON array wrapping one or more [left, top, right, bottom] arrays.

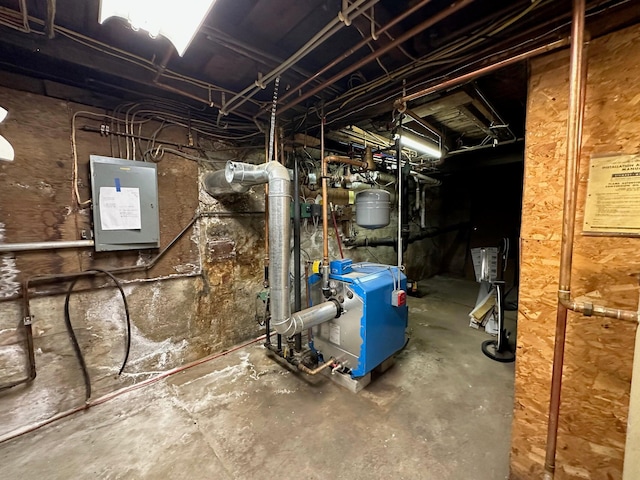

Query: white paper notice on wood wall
[[584, 153, 640, 236]]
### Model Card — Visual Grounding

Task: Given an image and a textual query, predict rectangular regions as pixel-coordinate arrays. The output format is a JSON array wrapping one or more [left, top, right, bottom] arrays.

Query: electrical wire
[[285, 0, 567, 129], [332, 0, 551, 108], [0, 6, 265, 117], [143, 146, 227, 164], [71, 110, 151, 205], [64, 269, 132, 401], [71, 102, 264, 205], [330, 204, 345, 259]]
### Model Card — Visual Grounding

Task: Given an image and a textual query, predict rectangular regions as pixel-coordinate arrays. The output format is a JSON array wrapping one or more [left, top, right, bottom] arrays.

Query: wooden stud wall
[[510, 25, 640, 479]]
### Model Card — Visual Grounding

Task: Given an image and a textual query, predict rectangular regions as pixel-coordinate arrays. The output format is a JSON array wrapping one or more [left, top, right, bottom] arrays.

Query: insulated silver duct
[[226, 161, 339, 337], [204, 170, 250, 197]]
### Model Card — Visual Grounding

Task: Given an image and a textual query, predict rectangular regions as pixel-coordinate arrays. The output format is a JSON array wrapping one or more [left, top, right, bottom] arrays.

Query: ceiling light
[[0, 106, 14, 162], [99, 0, 217, 56], [395, 132, 442, 159]]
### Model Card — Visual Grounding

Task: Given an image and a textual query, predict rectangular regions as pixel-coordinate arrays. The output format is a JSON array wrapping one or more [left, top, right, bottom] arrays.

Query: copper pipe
[[321, 154, 368, 265], [278, 0, 476, 116], [326, 155, 368, 170], [545, 3, 639, 470], [303, 186, 356, 205], [297, 357, 335, 375], [396, 38, 570, 108], [365, 146, 375, 171], [277, 0, 434, 107], [222, 0, 380, 116], [544, 1, 586, 478]]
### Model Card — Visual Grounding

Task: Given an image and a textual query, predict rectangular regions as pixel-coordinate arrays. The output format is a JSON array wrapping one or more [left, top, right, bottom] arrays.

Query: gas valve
[[255, 289, 269, 325]]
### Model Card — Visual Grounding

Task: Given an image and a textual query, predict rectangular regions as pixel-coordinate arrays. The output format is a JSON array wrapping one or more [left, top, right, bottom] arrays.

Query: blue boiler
[[308, 259, 408, 378]]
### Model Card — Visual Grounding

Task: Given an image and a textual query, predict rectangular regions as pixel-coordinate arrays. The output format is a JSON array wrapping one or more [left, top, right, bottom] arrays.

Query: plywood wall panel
[[511, 24, 640, 480], [511, 239, 559, 478]]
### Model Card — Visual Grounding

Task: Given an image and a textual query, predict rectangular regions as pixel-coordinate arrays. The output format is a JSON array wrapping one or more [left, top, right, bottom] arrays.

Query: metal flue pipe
[[226, 161, 340, 337], [204, 170, 251, 197]]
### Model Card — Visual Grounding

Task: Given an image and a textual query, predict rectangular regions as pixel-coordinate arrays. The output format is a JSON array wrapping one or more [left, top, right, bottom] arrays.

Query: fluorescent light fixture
[[395, 132, 441, 159], [0, 106, 14, 162], [99, 0, 217, 56]]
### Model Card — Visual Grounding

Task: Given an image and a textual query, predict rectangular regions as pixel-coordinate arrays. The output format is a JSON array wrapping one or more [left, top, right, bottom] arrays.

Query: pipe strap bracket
[[330, 298, 342, 318]]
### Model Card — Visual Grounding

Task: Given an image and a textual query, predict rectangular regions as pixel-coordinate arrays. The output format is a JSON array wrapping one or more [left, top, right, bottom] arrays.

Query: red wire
[[331, 207, 344, 259]]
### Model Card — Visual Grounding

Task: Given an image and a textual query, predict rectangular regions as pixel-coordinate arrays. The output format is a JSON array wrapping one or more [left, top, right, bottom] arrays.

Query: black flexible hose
[[64, 269, 132, 401]]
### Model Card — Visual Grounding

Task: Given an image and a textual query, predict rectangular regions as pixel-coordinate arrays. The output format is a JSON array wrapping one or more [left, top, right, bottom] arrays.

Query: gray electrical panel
[[89, 155, 160, 251]]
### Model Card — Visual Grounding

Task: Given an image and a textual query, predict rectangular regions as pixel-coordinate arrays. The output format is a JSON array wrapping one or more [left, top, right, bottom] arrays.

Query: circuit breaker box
[[89, 155, 160, 251]]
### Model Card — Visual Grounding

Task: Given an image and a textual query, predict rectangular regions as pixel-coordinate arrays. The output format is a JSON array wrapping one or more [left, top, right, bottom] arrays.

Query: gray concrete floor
[[0, 275, 515, 480]]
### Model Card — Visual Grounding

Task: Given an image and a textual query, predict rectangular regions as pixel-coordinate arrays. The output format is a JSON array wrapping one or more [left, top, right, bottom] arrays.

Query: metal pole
[[293, 154, 303, 352], [396, 121, 403, 269], [0, 239, 95, 253], [320, 115, 331, 297]]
